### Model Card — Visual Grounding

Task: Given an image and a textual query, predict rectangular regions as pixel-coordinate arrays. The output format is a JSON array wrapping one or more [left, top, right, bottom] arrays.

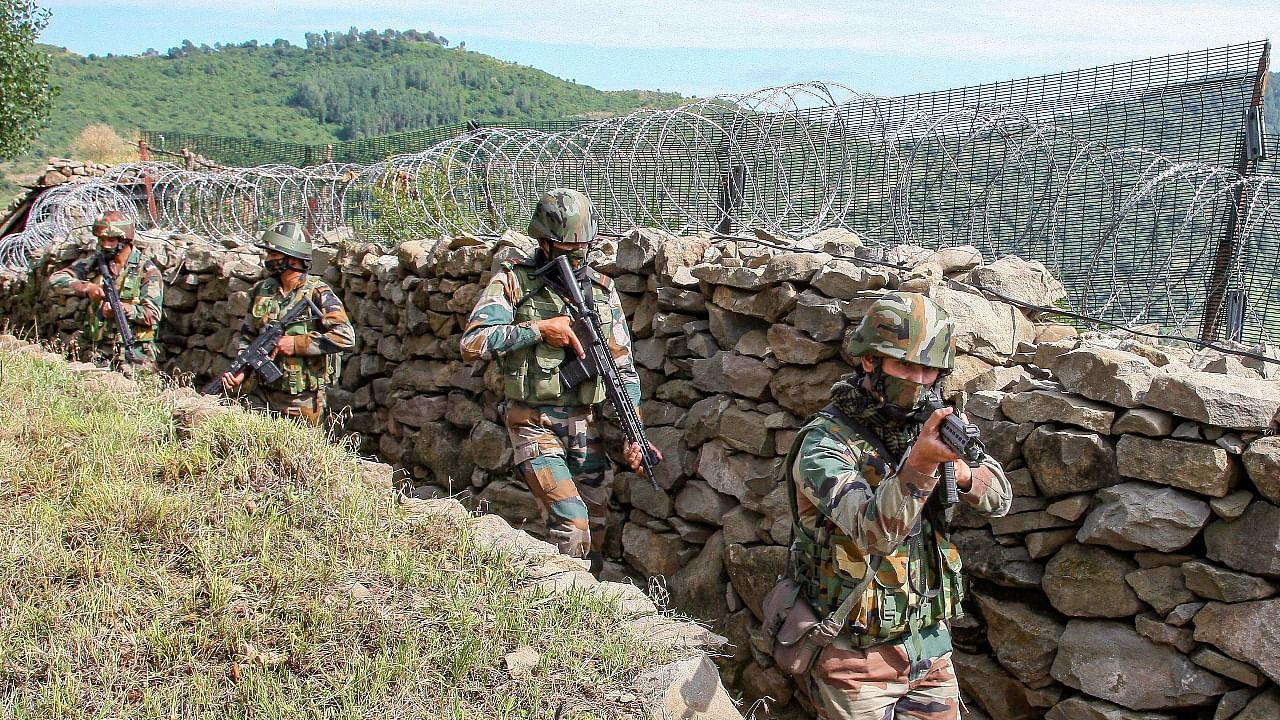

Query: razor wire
[[2, 70, 1277, 343]]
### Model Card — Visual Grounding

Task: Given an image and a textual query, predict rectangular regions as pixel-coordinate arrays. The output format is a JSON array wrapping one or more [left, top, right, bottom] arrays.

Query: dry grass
[[68, 124, 134, 165], [0, 349, 671, 718]]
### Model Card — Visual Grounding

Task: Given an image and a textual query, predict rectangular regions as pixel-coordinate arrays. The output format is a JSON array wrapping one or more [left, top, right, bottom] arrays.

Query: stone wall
[[2, 226, 1278, 720]]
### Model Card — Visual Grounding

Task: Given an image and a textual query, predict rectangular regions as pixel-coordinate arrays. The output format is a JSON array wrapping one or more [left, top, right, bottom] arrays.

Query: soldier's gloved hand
[[82, 283, 106, 302], [535, 316, 585, 359], [548, 525, 592, 558]]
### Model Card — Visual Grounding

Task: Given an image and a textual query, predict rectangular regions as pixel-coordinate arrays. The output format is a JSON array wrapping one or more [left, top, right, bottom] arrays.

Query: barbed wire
[[2, 78, 1277, 343]]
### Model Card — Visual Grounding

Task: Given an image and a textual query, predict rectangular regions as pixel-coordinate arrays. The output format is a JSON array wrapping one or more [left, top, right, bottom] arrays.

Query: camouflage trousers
[[503, 400, 613, 559], [243, 386, 327, 427], [69, 331, 158, 375], [807, 631, 960, 720]]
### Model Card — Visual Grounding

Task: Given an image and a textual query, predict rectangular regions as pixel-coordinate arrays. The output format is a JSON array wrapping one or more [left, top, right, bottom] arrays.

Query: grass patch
[[0, 348, 672, 718]]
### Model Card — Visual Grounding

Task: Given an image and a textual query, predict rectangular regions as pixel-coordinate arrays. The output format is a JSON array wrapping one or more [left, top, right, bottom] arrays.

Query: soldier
[[48, 210, 163, 371], [460, 188, 657, 573], [785, 292, 1011, 719], [218, 221, 354, 426]]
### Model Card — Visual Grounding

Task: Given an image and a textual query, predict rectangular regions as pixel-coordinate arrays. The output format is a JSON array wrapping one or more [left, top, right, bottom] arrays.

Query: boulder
[[788, 291, 847, 342], [707, 303, 770, 348], [1203, 502, 1280, 577], [969, 255, 1067, 307], [1076, 482, 1210, 552], [716, 405, 773, 456], [1050, 619, 1233, 710], [695, 440, 781, 502], [1123, 566, 1195, 616], [770, 360, 852, 417], [1000, 390, 1116, 434], [1024, 427, 1121, 497], [1134, 613, 1197, 654], [724, 543, 788, 621], [952, 529, 1044, 588], [1236, 688, 1280, 720], [931, 285, 1036, 363], [622, 524, 684, 578], [1192, 599, 1280, 684], [674, 480, 738, 526], [1242, 436, 1280, 503], [1115, 435, 1239, 498], [953, 651, 1061, 720], [762, 251, 831, 284], [690, 351, 772, 400], [811, 260, 891, 299], [711, 283, 799, 323], [1189, 646, 1267, 687], [1044, 544, 1144, 617], [615, 228, 666, 272], [973, 592, 1066, 688], [1144, 372, 1280, 431], [1180, 560, 1277, 602], [1045, 696, 1176, 720], [668, 532, 729, 625], [1111, 408, 1176, 437], [1053, 348, 1158, 408], [767, 323, 837, 365]]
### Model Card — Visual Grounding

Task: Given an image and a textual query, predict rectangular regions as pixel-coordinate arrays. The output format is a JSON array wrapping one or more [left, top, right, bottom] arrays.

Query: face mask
[[98, 239, 126, 259], [265, 257, 289, 275], [880, 373, 929, 413]]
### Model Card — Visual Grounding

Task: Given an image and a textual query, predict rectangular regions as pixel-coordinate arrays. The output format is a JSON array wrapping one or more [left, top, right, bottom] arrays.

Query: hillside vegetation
[[0, 339, 670, 718]]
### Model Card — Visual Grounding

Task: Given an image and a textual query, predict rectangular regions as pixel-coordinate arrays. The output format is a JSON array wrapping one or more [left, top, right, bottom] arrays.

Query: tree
[[0, 0, 56, 158], [70, 123, 130, 163]]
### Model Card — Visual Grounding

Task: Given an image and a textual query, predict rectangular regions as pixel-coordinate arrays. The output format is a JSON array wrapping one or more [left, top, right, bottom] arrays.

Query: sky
[[37, 0, 1280, 98]]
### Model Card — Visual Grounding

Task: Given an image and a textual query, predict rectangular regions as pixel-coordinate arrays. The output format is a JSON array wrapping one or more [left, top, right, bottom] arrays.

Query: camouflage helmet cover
[[844, 291, 956, 370], [92, 210, 135, 241], [527, 189, 598, 246], [256, 220, 312, 261]]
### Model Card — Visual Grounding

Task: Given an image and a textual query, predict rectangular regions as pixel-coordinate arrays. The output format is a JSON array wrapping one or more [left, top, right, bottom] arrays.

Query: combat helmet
[[527, 189, 598, 246], [92, 210, 136, 241], [844, 292, 956, 370], [256, 221, 312, 261]]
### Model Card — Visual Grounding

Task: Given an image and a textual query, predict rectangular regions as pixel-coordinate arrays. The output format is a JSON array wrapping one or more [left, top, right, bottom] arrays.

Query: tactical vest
[[784, 412, 965, 642], [247, 276, 338, 394], [498, 261, 612, 407], [85, 248, 157, 345]]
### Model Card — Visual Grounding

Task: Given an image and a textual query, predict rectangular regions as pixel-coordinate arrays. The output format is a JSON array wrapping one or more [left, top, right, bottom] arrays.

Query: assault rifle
[[918, 391, 987, 506], [95, 252, 148, 365], [538, 254, 663, 491], [201, 296, 318, 395]]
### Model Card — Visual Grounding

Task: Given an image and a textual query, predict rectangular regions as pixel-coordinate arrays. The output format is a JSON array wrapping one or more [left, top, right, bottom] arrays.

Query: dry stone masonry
[[1, 224, 1278, 720]]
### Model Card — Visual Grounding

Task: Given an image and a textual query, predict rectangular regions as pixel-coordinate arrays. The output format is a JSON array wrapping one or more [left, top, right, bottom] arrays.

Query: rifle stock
[[540, 255, 663, 491]]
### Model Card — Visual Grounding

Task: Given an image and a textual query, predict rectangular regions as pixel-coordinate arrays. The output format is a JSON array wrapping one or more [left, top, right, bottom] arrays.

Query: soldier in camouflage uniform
[[786, 292, 1011, 720], [460, 189, 656, 572], [218, 221, 354, 426], [48, 210, 164, 372]]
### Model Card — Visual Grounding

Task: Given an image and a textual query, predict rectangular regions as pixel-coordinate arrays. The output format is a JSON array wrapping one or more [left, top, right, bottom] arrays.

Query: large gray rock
[[1144, 372, 1280, 431], [1050, 619, 1233, 710], [1053, 348, 1159, 408], [1111, 408, 1176, 437], [615, 228, 666, 272], [668, 532, 729, 625], [931, 285, 1036, 363], [1123, 566, 1196, 615], [690, 351, 772, 400], [1076, 482, 1211, 552], [969, 255, 1067, 307], [767, 323, 837, 365], [674, 480, 737, 525], [811, 260, 891, 299], [1045, 697, 1176, 720], [770, 360, 851, 417], [1181, 560, 1277, 602], [622, 523, 684, 578], [954, 651, 1060, 720], [695, 440, 781, 502], [711, 283, 799, 323], [1204, 502, 1280, 577], [1192, 599, 1280, 684], [1116, 435, 1239, 498], [1024, 427, 1121, 497], [1044, 544, 1144, 617], [1236, 688, 1280, 720], [691, 262, 766, 289], [952, 529, 1045, 588], [1242, 436, 1280, 503], [788, 291, 847, 342], [706, 303, 770, 349], [1134, 613, 1197, 653], [1000, 390, 1116, 434], [974, 592, 1065, 688], [762, 251, 831, 284], [724, 543, 788, 621]]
